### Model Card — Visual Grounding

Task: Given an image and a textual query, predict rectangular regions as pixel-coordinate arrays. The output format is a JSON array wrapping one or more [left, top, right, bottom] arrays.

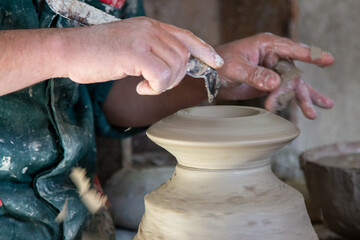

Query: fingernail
[[300, 42, 310, 48], [215, 53, 224, 67], [324, 52, 335, 61], [307, 111, 317, 120], [266, 76, 281, 89], [326, 98, 335, 107], [304, 105, 317, 119], [166, 84, 175, 91], [265, 74, 281, 90], [136, 83, 151, 95], [136, 84, 144, 94]]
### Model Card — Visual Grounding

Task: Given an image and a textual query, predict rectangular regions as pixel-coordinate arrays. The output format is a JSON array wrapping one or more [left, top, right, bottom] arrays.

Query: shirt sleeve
[[86, 81, 148, 138]]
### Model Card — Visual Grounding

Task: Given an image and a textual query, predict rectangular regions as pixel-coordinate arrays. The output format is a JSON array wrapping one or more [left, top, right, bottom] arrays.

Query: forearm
[[0, 28, 67, 96], [0, 17, 221, 97], [103, 75, 207, 127]]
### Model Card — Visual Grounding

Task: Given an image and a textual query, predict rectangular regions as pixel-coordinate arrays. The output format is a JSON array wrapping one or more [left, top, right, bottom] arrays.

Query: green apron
[[0, 0, 144, 239]]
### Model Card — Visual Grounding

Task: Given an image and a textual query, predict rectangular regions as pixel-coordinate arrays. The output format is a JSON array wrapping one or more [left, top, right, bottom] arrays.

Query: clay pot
[[271, 147, 322, 222], [134, 106, 317, 240], [301, 142, 360, 239]]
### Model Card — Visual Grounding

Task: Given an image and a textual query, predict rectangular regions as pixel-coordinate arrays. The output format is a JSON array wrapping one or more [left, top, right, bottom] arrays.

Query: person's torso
[[0, 1, 144, 239]]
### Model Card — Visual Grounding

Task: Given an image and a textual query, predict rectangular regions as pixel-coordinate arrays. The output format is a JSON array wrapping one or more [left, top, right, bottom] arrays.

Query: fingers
[[294, 79, 317, 119], [134, 20, 192, 95], [265, 79, 297, 112], [243, 64, 281, 91], [136, 52, 172, 95], [150, 34, 189, 90], [134, 19, 223, 95], [219, 54, 281, 91], [306, 82, 334, 108], [160, 22, 224, 69], [265, 76, 332, 119], [248, 67, 281, 91], [265, 78, 316, 119], [263, 52, 280, 69], [265, 35, 334, 67]]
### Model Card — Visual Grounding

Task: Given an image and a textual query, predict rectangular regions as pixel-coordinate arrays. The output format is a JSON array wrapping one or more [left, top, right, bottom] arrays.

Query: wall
[[143, 0, 293, 44], [142, 0, 221, 46], [293, 0, 360, 152]]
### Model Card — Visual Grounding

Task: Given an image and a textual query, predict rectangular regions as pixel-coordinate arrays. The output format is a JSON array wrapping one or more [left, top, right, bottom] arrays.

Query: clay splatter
[[22, 167, 28, 174], [1, 156, 11, 171], [28, 141, 41, 152]]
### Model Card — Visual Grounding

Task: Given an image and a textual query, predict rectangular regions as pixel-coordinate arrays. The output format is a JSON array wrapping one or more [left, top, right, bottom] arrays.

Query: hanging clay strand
[[70, 167, 108, 214]]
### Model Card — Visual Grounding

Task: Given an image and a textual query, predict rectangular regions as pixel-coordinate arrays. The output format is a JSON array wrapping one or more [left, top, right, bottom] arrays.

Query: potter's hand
[[64, 17, 223, 95], [215, 33, 334, 119]]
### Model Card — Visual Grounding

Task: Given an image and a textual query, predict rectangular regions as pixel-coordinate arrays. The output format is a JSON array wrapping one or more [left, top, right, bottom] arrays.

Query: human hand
[[63, 17, 223, 95], [215, 33, 334, 119]]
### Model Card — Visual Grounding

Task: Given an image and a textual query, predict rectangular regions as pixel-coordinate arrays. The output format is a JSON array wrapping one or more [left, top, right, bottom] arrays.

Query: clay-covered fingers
[[306, 82, 334, 108], [245, 66, 281, 91], [259, 33, 334, 67], [160, 22, 224, 69], [265, 77, 334, 119], [217, 52, 281, 91], [294, 79, 317, 119], [264, 77, 316, 118], [228, 62, 281, 91], [264, 78, 298, 113]]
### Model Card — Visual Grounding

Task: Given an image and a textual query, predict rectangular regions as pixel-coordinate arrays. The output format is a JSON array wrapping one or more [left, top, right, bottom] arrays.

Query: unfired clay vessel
[[301, 142, 360, 239], [134, 106, 317, 240]]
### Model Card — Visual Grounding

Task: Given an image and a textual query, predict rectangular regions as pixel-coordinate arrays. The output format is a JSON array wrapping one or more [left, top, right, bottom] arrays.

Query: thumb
[[136, 80, 158, 95], [245, 65, 281, 91]]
